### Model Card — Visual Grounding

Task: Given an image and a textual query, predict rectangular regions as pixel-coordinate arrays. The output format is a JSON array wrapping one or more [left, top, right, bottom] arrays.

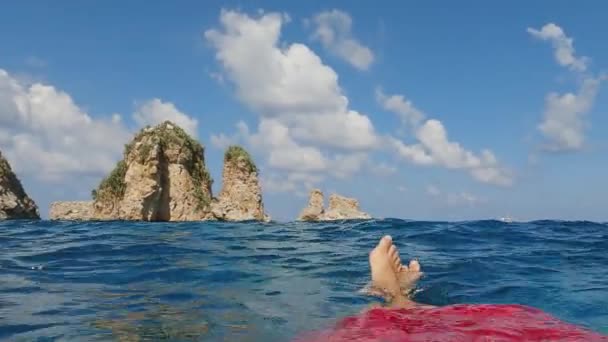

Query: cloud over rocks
[[262, 172, 323, 196], [0, 69, 130, 180], [210, 120, 249, 150], [0, 69, 200, 182], [528, 23, 603, 152], [309, 9, 374, 70], [249, 119, 328, 173], [133, 98, 199, 137], [206, 9, 513, 190], [205, 9, 380, 191], [205, 10, 378, 151]]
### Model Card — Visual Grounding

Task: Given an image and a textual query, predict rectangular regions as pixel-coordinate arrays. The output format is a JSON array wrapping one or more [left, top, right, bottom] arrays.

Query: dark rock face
[[0, 150, 39, 220]]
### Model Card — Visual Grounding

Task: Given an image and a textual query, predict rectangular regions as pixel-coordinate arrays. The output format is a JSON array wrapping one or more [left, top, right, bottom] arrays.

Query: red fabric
[[298, 304, 607, 342]]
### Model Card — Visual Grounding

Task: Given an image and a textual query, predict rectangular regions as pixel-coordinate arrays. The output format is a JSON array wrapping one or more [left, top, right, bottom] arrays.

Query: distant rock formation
[[210, 146, 269, 221], [0, 150, 39, 220], [322, 194, 371, 220], [298, 189, 324, 221], [49, 201, 94, 220], [50, 122, 269, 222], [297, 189, 370, 221]]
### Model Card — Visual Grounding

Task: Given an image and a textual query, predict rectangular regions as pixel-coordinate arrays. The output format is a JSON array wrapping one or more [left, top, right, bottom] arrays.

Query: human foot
[[369, 236, 423, 294], [369, 235, 413, 306]]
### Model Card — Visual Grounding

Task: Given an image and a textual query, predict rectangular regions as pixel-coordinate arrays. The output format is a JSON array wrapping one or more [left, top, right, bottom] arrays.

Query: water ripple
[[0, 219, 606, 340]]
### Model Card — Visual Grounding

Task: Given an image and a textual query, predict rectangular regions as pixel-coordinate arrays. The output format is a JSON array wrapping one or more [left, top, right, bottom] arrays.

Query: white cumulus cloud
[[0, 69, 201, 183], [210, 120, 249, 150], [379, 88, 512, 187], [413, 120, 512, 186], [527, 23, 588, 72], [133, 98, 198, 137], [528, 23, 603, 152], [262, 172, 323, 196], [376, 88, 425, 128], [0, 69, 130, 181], [310, 9, 374, 70], [329, 152, 369, 179], [248, 119, 328, 173], [205, 9, 379, 191], [205, 10, 378, 151], [538, 77, 601, 151]]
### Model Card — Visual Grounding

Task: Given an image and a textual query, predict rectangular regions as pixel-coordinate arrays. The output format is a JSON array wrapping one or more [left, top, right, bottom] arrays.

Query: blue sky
[[1, 1, 606, 221]]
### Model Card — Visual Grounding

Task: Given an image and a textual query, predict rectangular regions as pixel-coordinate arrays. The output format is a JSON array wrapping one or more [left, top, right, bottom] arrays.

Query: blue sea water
[[0, 219, 606, 341]]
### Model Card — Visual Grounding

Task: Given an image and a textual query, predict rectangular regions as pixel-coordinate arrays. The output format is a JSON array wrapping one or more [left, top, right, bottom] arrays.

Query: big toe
[[376, 235, 392, 253]]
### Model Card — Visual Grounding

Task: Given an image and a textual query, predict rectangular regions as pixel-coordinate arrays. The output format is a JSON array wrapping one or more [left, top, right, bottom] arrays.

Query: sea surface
[[0, 219, 606, 341]]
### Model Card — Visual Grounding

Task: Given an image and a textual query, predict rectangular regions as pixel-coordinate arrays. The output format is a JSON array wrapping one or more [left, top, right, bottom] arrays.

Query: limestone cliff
[[211, 146, 269, 221], [0, 150, 39, 220], [92, 121, 214, 221], [322, 194, 371, 220], [298, 189, 370, 221], [297, 189, 324, 221], [49, 122, 271, 222], [49, 201, 94, 220]]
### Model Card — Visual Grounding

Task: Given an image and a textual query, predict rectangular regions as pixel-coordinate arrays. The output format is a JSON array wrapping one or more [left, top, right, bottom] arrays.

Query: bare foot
[[365, 238, 423, 296], [369, 235, 414, 307]]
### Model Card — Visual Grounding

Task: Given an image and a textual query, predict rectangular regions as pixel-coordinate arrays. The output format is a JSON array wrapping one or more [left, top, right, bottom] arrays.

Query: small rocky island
[[298, 189, 371, 221], [211, 146, 269, 221], [0, 150, 39, 220], [50, 121, 269, 222]]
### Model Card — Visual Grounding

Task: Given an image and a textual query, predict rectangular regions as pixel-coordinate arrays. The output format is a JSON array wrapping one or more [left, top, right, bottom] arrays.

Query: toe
[[409, 259, 421, 272], [392, 253, 401, 271], [377, 235, 392, 252], [389, 245, 397, 258], [392, 251, 400, 265]]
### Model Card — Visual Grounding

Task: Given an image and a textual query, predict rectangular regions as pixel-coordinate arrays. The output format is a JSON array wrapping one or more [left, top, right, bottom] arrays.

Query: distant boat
[[498, 216, 513, 223]]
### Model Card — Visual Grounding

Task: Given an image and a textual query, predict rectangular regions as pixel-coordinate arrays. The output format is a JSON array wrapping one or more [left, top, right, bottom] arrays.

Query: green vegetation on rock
[[92, 160, 127, 202], [92, 121, 213, 212], [190, 159, 212, 211], [224, 145, 258, 173], [150, 122, 214, 210]]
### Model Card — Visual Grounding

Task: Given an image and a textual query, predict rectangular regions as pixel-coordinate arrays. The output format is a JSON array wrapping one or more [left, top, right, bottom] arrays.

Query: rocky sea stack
[[50, 121, 268, 222], [92, 121, 213, 221], [0, 150, 39, 220], [211, 146, 269, 221], [298, 189, 370, 221]]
